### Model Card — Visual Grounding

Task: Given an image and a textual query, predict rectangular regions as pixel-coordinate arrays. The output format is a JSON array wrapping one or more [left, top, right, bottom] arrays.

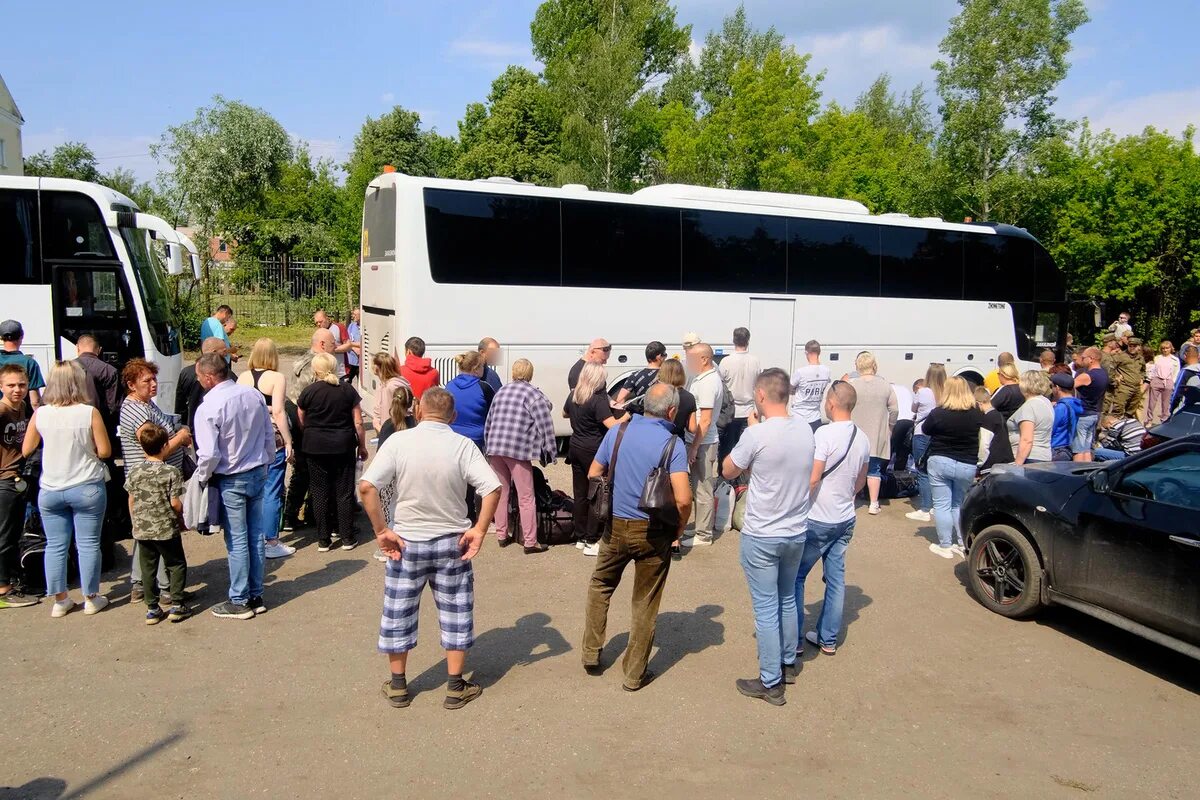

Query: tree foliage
[[455, 66, 562, 183]]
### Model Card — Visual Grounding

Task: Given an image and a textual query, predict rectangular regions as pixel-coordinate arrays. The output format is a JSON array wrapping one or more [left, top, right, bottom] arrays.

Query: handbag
[[638, 436, 679, 526], [180, 451, 197, 481], [585, 420, 629, 539]]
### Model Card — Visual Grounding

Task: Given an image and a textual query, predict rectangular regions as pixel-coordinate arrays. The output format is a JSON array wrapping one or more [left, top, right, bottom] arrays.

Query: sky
[[4, 0, 1198, 182]]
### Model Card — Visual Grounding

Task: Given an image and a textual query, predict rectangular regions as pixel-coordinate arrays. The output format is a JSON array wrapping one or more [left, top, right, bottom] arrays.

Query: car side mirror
[[1089, 469, 1111, 494]]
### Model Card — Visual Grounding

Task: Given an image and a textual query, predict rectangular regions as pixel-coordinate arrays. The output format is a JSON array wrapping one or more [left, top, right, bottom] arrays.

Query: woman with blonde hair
[[907, 363, 947, 523], [565, 362, 623, 556], [446, 350, 495, 524], [848, 352, 898, 515], [1147, 340, 1180, 425], [371, 351, 410, 432], [484, 358, 557, 553], [22, 361, 112, 616], [657, 358, 697, 439], [297, 353, 367, 552], [238, 338, 295, 559], [1007, 370, 1054, 465], [922, 376, 985, 559]]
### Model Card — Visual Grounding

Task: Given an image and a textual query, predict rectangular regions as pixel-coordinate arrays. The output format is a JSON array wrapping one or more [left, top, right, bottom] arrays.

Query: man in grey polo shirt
[[360, 387, 501, 711]]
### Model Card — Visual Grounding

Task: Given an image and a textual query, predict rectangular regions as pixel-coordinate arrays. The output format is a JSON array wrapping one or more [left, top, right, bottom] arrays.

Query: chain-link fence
[[204, 258, 358, 327]]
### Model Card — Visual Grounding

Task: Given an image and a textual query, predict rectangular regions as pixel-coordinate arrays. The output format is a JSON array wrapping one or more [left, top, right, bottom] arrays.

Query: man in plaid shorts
[[359, 387, 501, 710]]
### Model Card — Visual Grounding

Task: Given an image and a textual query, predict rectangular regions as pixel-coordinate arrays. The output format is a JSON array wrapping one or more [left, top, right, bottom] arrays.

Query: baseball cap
[[1050, 373, 1074, 391], [682, 331, 701, 348], [0, 320, 23, 341]]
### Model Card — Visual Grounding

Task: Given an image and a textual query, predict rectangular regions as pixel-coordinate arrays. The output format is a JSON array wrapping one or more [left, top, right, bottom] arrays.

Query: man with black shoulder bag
[[581, 383, 692, 692]]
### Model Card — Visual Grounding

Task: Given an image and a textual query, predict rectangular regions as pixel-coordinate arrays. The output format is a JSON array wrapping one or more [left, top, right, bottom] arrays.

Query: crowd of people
[[0, 305, 1197, 710]]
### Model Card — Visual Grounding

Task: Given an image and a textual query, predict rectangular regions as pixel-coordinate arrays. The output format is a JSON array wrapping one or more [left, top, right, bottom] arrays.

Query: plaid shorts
[[378, 533, 475, 654]]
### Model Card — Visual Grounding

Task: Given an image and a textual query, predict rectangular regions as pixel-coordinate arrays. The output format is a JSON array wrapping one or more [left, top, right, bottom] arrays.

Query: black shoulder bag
[[638, 436, 680, 526], [585, 421, 629, 539]]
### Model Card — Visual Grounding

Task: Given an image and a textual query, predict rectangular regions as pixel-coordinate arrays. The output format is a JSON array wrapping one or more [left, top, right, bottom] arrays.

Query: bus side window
[[0, 188, 42, 283], [41, 192, 114, 261]]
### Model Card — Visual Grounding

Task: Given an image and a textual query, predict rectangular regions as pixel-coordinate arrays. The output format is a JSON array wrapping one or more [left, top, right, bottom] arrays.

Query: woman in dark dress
[[564, 362, 624, 557], [297, 353, 367, 552], [656, 359, 696, 439]]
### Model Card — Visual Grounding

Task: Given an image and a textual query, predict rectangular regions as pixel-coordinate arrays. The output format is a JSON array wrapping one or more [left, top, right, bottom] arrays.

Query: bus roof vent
[[562, 183, 589, 192], [473, 176, 532, 185], [632, 183, 870, 215]]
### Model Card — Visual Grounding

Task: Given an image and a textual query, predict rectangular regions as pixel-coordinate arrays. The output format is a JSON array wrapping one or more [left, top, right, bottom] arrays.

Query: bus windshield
[[120, 228, 181, 356]]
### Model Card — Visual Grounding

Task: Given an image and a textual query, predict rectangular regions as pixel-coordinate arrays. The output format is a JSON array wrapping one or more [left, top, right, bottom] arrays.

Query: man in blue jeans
[[723, 368, 814, 706], [193, 354, 276, 620], [796, 382, 870, 655]]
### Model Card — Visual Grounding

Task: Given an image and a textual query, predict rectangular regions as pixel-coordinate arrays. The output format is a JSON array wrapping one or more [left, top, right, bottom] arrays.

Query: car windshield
[[120, 228, 181, 356]]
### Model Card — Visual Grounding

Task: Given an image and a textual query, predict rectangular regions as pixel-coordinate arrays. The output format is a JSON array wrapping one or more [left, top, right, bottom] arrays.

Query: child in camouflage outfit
[[125, 423, 189, 624]]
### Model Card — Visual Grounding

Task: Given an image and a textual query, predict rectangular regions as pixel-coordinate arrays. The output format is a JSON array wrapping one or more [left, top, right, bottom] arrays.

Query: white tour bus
[[0, 177, 200, 409], [358, 174, 1067, 436]]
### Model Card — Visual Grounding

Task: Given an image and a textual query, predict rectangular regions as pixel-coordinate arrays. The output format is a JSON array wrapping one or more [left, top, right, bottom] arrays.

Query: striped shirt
[[483, 381, 557, 464], [120, 397, 185, 470]]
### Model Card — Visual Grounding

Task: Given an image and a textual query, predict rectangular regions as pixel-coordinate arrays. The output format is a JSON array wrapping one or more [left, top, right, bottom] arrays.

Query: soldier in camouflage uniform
[[124, 423, 188, 624]]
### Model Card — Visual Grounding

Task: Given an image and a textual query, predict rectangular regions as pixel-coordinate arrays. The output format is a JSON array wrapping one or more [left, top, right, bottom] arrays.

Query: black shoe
[[736, 677, 786, 706], [782, 662, 798, 685], [622, 670, 656, 692], [583, 662, 604, 677], [523, 544, 549, 554], [0, 590, 39, 608], [211, 601, 255, 620], [317, 542, 332, 553], [247, 596, 267, 615], [443, 680, 482, 710], [498, 537, 514, 548]]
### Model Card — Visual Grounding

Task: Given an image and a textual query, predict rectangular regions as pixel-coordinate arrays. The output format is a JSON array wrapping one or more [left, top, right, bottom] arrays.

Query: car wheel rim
[[975, 539, 1026, 605]]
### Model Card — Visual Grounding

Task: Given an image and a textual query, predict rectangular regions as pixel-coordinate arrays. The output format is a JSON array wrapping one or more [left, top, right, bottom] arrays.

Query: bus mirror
[[166, 243, 185, 275], [190, 254, 202, 280]]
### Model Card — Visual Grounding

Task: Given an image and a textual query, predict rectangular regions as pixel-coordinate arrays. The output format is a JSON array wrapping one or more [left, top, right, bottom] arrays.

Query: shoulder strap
[[657, 435, 676, 468], [606, 420, 631, 480], [821, 426, 859, 480]]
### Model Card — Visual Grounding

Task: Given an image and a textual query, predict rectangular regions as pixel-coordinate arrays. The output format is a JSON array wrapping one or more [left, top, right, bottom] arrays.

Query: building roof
[[0, 73, 25, 125]]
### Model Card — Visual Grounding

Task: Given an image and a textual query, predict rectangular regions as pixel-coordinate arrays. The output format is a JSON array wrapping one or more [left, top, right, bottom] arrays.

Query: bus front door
[[50, 263, 145, 368]]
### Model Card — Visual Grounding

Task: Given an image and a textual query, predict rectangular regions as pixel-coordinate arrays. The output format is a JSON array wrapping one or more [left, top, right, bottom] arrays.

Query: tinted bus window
[[1033, 245, 1067, 302], [0, 189, 41, 283], [562, 201, 680, 290], [425, 189, 561, 286], [787, 219, 880, 296], [41, 192, 114, 260], [682, 210, 785, 293], [880, 226, 963, 299], [363, 185, 396, 262], [965, 232, 1034, 302]]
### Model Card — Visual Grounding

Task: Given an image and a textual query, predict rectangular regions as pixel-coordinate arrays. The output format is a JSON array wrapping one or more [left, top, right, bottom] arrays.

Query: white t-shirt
[[809, 421, 871, 524], [718, 351, 761, 419], [892, 383, 915, 423], [1006, 395, 1054, 462], [912, 387, 936, 435], [328, 324, 346, 373], [729, 415, 815, 537], [360, 421, 501, 541], [686, 368, 722, 446], [789, 363, 831, 423]]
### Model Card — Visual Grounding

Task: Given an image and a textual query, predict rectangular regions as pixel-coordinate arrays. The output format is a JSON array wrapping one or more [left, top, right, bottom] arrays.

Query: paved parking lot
[[2, 456, 1196, 799]]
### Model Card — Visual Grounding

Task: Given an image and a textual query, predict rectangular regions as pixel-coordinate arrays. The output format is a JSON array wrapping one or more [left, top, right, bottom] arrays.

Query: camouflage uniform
[[124, 461, 187, 608]]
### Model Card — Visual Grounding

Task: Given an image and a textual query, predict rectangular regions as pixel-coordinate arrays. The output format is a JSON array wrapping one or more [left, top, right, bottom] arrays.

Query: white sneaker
[[929, 543, 955, 559], [868, 503, 881, 515], [50, 598, 77, 618], [582, 541, 601, 557], [373, 549, 388, 562], [950, 544, 966, 558], [83, 595, 110, 615], [264, 541, 296, 559], [575, 540, 587, 550], [905, 510, 932, 522], [691, 535, 713, 547]]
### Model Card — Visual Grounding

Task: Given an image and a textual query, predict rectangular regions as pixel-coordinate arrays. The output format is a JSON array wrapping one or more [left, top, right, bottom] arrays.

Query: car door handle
[[1169, 536, 1200, 548]]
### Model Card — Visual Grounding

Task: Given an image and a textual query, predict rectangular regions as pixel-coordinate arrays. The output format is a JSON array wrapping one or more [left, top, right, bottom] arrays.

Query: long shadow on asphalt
[[407, 612, 574, 693], [801, 585, 873, 649], [263, 556, 369, 609], [600, 604, 726, 678], [951, 561, 1200, 692]]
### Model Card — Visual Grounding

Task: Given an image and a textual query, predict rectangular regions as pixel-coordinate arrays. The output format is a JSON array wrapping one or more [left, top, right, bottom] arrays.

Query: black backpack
[[715, 381, 735, 429]]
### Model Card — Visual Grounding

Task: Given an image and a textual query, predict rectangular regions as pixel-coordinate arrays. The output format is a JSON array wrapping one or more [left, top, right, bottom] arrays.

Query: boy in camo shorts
[[125, 423, 189, 624]]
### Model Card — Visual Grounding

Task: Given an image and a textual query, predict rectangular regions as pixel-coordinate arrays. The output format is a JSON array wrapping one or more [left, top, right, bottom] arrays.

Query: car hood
[[989, 461, 1100, 485], [1149, 408, 1200, 440]]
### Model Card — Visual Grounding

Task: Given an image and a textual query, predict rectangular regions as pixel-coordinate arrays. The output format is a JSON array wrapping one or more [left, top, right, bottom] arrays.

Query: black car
[[1142, 405, 1200, 450], [959, 435, 1200, 659]]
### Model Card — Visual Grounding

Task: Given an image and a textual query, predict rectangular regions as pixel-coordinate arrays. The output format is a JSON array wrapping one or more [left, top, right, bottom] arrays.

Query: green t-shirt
[[125, 461, 184, 541], [0, 352, 44, 391]]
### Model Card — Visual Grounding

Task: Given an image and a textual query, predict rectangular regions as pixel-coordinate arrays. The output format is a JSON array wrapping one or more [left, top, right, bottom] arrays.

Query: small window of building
[[218, 240, 227, 253]]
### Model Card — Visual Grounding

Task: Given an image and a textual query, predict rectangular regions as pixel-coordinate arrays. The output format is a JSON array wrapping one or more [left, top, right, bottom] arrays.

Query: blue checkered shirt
[[483, 381, 557, 464]]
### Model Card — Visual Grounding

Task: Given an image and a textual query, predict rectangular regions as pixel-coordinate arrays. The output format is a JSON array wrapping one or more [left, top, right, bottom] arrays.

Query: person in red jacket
[[400, 336, 440, 399]]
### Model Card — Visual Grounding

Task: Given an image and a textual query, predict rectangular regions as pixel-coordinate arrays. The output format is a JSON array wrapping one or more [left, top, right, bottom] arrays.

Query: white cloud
[[447, 37, 533, 66], [1081, 88, 1200, 138], [380, 91, 395, 105], [22, 128, 161, 180], [788, 24, 941, 105]]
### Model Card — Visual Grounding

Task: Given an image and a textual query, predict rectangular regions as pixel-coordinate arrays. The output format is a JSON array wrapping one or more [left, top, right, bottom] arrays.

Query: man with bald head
[[176, 336, 231, 431], [684, 343, 723, 547], [568, 338, 612, 391]]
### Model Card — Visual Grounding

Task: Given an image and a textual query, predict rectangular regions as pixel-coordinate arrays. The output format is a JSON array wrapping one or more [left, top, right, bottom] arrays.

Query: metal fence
[[205, 258, 358, 327]]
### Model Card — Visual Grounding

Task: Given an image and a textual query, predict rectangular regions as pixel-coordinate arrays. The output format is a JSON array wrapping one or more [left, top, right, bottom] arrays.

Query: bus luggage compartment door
[[748, 298, 796, 374]]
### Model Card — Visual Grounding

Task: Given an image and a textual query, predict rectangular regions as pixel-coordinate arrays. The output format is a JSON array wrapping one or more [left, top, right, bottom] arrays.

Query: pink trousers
[[488, 456, 537, 547]]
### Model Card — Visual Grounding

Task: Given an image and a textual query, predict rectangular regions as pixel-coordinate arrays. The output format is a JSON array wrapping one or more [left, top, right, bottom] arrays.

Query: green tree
[[152, 95, 293, 234], [23, 141, 102, 182], [532, 0, 690, 189], [454, 66, 562, 184], [1050, 126, 1200, 341], [934, 0, 1089, 221]]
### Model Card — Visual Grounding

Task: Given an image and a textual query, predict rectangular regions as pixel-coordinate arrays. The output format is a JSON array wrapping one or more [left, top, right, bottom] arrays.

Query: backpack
[[715, 381, 735, 429]]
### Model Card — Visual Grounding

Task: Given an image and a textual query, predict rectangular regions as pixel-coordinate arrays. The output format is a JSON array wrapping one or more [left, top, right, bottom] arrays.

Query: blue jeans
[[795, 517, 855, 648], [213, 466, 268, 605], [927, 456, 975, 548], [1093, 448, 1127, 462], [261, 448, 287, 540], [39, 480, 107, 597], [912, 434, 932, 511], [739, 532, 806, 688]]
